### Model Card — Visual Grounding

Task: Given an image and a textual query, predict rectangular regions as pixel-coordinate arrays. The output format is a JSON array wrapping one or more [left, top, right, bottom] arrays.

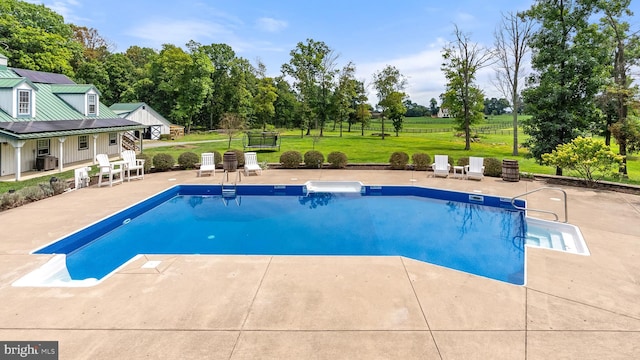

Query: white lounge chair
[[244, 152, 262, 176], [121, 150, 145, 182], [198, 153, 216, 177], [465, 156, 485, 180], [96, 154, 123, 187], [431, 155, 451, 178]]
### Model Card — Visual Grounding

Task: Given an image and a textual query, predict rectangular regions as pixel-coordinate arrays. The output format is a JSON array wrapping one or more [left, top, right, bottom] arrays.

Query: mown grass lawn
[[2, 114, 638, 194]]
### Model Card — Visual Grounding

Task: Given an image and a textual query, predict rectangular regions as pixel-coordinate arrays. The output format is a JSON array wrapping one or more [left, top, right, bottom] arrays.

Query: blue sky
[[30, 0, 640, 106]]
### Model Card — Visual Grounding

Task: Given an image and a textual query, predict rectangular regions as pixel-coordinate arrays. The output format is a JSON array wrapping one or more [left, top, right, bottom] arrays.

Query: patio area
[[0, 168, 638, 359]]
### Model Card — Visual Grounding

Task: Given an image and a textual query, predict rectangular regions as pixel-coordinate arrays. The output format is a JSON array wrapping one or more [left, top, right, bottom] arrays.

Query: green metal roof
[[0, 67, 145, 140], [0, 84, 119, 122], [50, 84, 100, 95], [0, 78, 26, 88]]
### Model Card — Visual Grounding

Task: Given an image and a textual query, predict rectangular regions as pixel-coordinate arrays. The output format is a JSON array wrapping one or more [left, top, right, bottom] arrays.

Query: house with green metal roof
[[0, 53, 145, 181], [110, 102, 173, 140]]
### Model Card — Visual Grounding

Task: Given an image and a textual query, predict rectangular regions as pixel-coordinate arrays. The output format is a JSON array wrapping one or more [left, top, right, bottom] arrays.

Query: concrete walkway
[[0, 169, 638, 359]]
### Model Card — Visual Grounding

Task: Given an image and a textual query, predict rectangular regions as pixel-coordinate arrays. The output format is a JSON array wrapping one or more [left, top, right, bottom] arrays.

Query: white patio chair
[[244, 152, 262, 176], [120, 150, 145, 182], [465, 156, 485, 180], [96, 154, 123, 187], [198, 153, 216, 177], [431, 155, 451, 178]]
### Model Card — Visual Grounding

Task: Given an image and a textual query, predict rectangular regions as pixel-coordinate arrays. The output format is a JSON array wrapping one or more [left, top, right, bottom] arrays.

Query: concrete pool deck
[[0, 169, 638, 359]]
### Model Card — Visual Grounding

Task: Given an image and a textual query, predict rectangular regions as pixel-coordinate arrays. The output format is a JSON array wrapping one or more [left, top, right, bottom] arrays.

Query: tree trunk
[[381, 117, 385, 140], [555, 166, 563, 176]]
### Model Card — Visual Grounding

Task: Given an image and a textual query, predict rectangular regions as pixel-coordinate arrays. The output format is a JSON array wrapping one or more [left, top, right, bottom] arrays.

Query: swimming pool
[[15, 183, 535, 287]]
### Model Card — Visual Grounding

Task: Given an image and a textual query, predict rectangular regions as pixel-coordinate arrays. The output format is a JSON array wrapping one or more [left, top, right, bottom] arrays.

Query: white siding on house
[[128, 107, 170, 139], [57, 94, 85, 115], [0, 133, 121, 176], [0, 88, 12, 115]]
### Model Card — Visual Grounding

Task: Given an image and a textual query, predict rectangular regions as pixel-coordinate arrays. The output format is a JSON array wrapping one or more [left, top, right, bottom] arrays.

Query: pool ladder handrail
[[510, 187, 568, 223], [221, 170, 241, 197]]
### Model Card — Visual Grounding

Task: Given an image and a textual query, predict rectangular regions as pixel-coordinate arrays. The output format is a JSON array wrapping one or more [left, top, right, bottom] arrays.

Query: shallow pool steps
[[525, 217, 589, 255]]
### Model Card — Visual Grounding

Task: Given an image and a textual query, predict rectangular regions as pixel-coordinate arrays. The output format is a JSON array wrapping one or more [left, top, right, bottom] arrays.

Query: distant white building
[[110, 102, 171, 140], [437, 108, 450, 118]]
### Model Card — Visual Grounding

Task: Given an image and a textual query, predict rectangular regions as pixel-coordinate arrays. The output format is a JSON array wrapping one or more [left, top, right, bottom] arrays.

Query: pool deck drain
[[0, 169, 638, 359]]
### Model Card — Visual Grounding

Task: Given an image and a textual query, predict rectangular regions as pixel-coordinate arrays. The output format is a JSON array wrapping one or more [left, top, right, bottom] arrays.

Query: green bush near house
[[412, 153, 431, 171], [153, 153, 175, 171], [389, 151, 409, 170], [178, 152, 199, 169], [327, 151, 348, 168], [304, 150, 325, 168]]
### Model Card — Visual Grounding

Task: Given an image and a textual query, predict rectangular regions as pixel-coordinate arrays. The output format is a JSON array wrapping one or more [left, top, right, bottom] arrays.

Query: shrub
[[229, 149, 245, 167], [484, 157, 502, 177], [456, 157, 470, 167], [304, 150, 325, 168], [389, 151, 409, 170], [137, 153, 152, 173], [280, 151, 303, 169], [542, 136, 623, 184], [38, 183, 54, 197], [412, 153, 431, 171], [211, 151, 222, 165], [19, 185, 46, 202], [50, 180, 68, 195], [327, 151, 348, 169], [0, 191, 23, 210], [178, 152, 199, 169], [152, 153, 175, 171]]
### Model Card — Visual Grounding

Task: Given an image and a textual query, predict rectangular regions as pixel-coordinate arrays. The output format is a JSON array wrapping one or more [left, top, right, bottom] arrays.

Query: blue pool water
[[36, 185, 528, 285]]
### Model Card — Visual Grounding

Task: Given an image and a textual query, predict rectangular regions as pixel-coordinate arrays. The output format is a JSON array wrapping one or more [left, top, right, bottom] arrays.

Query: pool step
[[525, 217, 589, 255]]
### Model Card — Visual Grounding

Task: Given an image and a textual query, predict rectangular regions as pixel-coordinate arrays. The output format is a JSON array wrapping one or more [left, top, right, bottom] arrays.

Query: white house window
[[109, 133, 117, 146], [37, 139, 50, 155], [18, 89, 32, 116], [87, 94, 97, 115], [78, 135, 88, 150]]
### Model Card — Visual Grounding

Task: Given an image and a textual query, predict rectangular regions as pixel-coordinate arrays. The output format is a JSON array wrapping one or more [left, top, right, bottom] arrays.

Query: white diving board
[[304, 181, 364, 194]]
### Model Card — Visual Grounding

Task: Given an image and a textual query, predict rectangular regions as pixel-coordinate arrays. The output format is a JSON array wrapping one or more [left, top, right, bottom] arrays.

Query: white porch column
[[9, 140, 25, 181], [57, 137, 66, 172], [92, 134, 99, 164], [118, 132, 123, 155]]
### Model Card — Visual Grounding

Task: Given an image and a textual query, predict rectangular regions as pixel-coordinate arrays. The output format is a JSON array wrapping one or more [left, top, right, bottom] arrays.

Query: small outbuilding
[[110, 102, 172, 140]]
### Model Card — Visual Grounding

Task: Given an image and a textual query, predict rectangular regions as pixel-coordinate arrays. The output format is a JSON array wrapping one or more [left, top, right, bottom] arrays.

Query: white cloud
[[356, 40, 447, 106], [256, 17, 288, 33]]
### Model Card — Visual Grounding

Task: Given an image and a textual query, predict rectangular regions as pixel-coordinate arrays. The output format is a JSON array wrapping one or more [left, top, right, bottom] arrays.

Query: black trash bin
[[223, 151, 238, 172]]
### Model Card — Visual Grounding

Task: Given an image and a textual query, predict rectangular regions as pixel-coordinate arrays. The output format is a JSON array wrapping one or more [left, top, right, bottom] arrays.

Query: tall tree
[[429, 98, 439, 116], [102, 53, 136, 104], [597, 0, 640, 176], [372, 65, 407, 140], [282, 39, 336, 136], [522, 0, 609, 174], [331, 61, 358, 137], [0, 0, 82, 75], [253, 75, 278, 131], [381, 91, 407, 136], [199, 43, 237, 129], [493, 11, 534, 156], [441, 25, 493, 150], [273, 76, 299, 129], [71, 25, 113, 62]]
